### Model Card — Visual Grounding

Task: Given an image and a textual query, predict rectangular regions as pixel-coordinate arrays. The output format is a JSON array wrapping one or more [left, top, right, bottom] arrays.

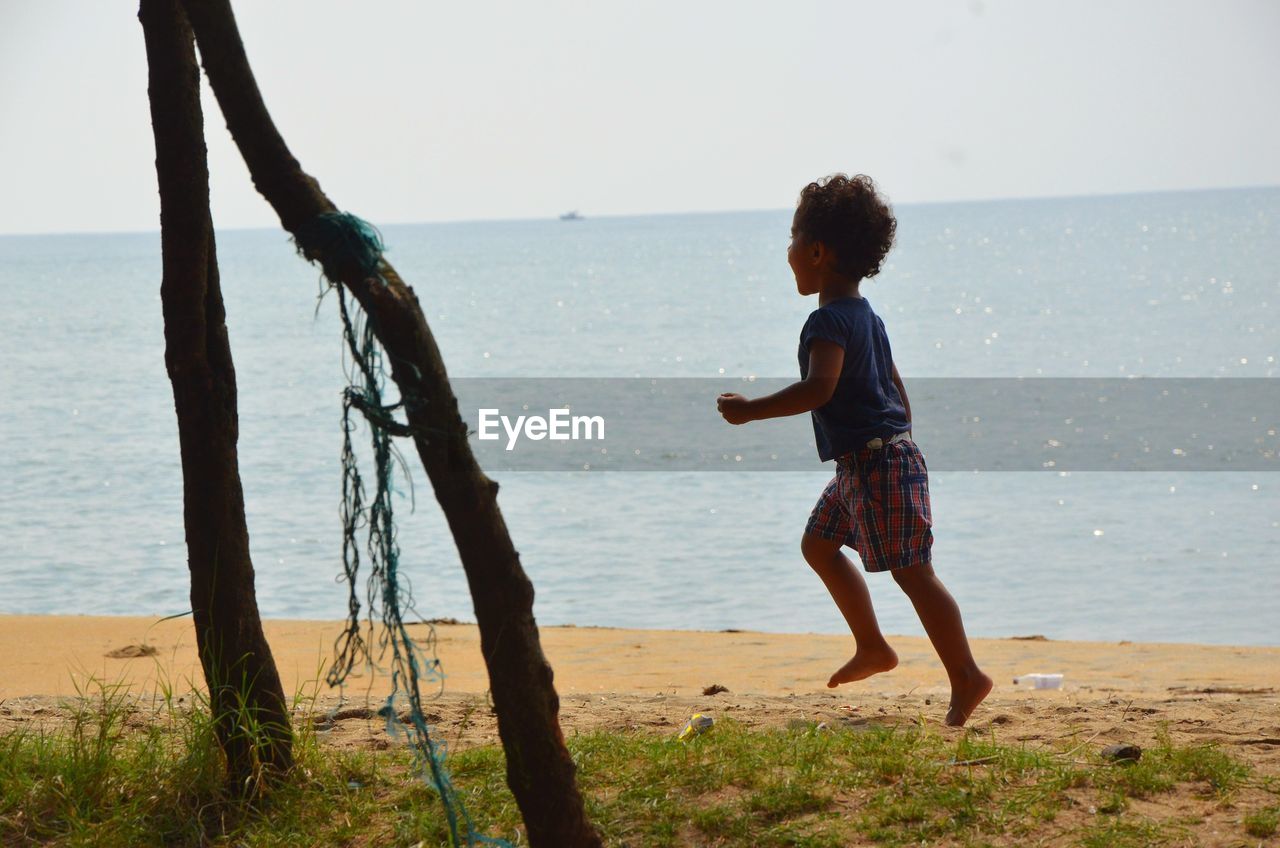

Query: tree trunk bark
[[139, 0, 293, 788], [178, 2, 601, 844]]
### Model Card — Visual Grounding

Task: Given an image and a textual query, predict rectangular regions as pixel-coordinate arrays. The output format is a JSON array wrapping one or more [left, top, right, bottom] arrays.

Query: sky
[[1, 0, 1278, 234]]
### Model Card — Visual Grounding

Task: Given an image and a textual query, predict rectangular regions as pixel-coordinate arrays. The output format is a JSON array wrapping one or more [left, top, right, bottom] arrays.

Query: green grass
[[1245, 805, 1280, 839], [0, 687, 1274, 847]]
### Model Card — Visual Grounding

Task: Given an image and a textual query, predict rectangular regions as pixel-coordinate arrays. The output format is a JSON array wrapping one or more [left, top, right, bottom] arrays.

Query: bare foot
[[826, 646, 898, 688], [944, 670, 994, 727]]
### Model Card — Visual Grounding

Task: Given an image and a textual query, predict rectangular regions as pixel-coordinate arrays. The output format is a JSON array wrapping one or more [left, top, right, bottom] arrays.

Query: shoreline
[[3, 614, 1277, 775], [6, 611, 1276, 646], [3, 613, 1277, 702]]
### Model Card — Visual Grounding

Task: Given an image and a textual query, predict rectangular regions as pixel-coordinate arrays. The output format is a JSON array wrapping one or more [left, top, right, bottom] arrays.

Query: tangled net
[[294, 212, 510, 847]]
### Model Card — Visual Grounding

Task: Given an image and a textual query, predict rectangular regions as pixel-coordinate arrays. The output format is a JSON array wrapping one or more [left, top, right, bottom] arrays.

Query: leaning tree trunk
[[139, 0, 292, 787], [176, 1, 601, 843]]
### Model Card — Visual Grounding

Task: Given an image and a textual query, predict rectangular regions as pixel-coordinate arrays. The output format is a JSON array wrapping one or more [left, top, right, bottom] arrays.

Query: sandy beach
[[1, 614, 1277, 778]]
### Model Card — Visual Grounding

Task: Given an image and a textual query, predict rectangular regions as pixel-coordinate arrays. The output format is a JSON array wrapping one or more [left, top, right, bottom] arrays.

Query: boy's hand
[[717, 393, 754, 425]]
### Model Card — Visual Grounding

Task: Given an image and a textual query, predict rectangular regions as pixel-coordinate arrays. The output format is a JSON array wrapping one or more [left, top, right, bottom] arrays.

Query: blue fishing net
[[294, 212, 511, 847]]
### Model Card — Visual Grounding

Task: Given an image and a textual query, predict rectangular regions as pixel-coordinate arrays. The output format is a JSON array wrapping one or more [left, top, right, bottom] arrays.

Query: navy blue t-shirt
[[797, 296, 910, 461]]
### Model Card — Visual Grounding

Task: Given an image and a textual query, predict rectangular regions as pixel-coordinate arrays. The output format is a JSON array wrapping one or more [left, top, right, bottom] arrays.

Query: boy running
[[717, 174, 992, 727]]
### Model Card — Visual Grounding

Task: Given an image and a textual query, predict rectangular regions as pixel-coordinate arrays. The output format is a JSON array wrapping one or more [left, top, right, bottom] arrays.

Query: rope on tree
[[294, 212, 511, 848]]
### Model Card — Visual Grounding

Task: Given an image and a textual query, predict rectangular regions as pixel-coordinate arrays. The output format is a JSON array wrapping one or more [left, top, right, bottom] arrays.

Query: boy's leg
[[891, 564, 992, 726], [801, 532, 898, 687]]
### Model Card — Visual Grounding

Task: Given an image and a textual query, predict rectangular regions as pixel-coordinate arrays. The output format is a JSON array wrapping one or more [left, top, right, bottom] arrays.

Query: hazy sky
[[1, 0, 1278, 234]]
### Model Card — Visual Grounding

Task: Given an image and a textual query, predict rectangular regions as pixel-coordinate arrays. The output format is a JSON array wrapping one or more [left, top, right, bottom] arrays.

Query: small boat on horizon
[[559, 210, 584, 221]]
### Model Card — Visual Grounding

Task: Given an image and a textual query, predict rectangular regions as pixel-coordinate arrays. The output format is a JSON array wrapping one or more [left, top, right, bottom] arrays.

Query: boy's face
[[788, 214, 822, 296]]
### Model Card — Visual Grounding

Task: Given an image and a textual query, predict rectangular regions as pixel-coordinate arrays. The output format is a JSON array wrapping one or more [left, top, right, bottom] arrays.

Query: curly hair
[[793, 174, 896, 281]]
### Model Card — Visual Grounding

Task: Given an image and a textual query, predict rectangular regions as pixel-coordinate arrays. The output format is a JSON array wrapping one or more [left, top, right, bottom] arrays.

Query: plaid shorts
[[804, 437, 933, 572]]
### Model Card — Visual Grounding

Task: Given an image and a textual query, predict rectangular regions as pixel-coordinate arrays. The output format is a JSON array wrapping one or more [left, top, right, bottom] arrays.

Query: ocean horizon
[[4, 183, 1276, 239]]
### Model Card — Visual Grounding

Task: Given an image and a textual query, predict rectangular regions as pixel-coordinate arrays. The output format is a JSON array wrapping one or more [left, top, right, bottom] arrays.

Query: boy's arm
[[718, 341, 843, 424], [891, 362, 912, 425]]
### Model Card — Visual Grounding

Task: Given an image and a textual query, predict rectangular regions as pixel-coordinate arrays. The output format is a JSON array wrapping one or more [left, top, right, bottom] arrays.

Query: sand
[[1, 614, 1277, 774]]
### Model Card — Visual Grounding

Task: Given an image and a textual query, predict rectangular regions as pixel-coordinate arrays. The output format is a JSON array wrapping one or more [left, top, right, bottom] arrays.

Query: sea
[[1, 187, 1277, 646]]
